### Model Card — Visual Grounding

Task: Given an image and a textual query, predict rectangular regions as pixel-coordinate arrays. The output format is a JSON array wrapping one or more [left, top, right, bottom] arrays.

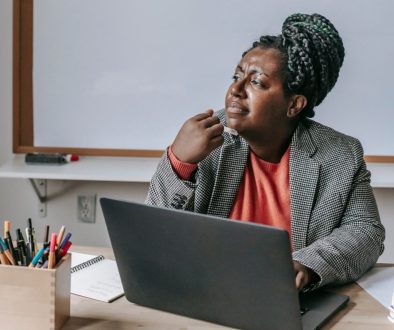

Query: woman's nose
[[230, 79, 247, 98]]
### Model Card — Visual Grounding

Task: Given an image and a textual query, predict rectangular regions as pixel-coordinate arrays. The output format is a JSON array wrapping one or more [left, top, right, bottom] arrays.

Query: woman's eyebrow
[[235, 64, 244, 72], [236, 64, 270, 78], [250, 66, 269, 78]]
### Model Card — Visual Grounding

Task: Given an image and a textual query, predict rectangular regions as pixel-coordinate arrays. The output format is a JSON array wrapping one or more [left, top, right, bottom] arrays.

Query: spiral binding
[[71, 255, 105, 273]]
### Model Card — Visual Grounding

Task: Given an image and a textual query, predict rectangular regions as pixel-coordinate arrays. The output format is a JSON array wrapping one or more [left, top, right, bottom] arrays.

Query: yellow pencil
[[57, 225, 66, 246], [4, 220, 10, 239]]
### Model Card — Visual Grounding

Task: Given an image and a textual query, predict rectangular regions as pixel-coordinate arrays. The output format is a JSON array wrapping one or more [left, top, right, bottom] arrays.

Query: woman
[[146, 13, 385, 291]]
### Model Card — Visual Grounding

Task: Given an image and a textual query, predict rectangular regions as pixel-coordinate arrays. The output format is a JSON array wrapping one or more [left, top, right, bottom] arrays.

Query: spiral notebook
[[70, 252, 124, 302]]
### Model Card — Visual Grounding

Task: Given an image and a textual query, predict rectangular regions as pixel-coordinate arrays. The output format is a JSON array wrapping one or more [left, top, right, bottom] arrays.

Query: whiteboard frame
[[12, 0, 394, 162]]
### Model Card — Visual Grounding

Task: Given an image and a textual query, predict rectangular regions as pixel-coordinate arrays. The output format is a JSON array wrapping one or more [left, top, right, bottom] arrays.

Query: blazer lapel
[[207, 135, 249, 218], [290, 121, 320, 251]]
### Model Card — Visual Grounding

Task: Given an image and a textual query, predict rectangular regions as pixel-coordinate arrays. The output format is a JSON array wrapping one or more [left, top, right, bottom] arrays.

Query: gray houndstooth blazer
[[146, 109, 385, 289]]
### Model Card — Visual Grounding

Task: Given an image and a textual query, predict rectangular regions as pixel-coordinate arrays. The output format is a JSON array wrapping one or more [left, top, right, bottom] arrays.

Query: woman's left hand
[[293, 261, 317, 290]]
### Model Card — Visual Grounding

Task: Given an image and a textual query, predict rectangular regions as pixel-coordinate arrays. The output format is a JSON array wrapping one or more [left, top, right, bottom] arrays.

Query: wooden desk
[[63, 246, 393, 330]]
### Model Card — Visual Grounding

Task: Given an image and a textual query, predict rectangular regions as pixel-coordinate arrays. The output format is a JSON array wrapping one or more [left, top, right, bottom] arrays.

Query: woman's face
[[225, 47, 292, 140]]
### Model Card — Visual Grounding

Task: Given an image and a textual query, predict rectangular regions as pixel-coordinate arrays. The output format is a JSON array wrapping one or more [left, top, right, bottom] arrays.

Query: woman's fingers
[[207, 123, 225, 138], [295, 271, 304, 290], [171, 110, 225, 164], [201, 115, 220, 128]]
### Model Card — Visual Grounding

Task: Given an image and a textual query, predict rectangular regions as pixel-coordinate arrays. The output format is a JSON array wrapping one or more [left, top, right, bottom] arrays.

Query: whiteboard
[[33, 0, 394, 155]]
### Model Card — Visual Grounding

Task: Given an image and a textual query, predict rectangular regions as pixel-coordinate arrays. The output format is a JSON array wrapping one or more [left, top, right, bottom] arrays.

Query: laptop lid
[[101, 198, 348, 330]]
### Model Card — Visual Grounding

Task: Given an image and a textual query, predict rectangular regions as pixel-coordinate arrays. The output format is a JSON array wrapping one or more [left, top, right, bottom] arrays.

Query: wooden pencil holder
[[0, 253, 71, 330]]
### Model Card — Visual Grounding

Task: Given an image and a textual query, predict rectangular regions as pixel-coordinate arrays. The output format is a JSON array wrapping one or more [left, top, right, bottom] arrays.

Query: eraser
[[223, 126, 238, 136]]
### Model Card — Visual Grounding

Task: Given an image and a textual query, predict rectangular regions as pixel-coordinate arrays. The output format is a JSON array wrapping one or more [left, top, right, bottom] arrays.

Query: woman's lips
[[226, 102, 248, 114]]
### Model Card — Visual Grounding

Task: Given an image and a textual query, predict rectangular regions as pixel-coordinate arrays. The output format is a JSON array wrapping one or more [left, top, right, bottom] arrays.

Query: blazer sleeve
[[292, 139, 385, 290], [145, 148, 197, 211]]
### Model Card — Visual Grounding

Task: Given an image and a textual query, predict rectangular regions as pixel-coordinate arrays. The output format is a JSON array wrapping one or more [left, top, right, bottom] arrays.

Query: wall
[[1, 0, 393, 260], [0, 0, 149, 247]]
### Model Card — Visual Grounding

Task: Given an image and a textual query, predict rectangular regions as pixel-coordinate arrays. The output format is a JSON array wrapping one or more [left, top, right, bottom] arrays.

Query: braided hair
[[244, 13, 345, 118]]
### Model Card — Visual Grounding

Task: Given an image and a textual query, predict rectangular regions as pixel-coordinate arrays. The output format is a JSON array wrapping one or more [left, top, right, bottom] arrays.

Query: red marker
[[64, 154, 79, 162], [48, 233, 57, 269], [59, 241, 72, 258]]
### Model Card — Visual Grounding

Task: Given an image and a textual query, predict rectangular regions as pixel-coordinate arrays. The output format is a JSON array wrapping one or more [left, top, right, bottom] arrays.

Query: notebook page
[[70, 253, 124, 302]]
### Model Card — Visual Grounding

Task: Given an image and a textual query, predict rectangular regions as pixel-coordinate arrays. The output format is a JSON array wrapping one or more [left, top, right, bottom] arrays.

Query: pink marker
[[48, 233, 57, 269]]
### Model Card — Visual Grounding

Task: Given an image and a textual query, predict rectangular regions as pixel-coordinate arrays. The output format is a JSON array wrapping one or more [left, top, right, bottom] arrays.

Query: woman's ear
[[287, 95, 307, 118]]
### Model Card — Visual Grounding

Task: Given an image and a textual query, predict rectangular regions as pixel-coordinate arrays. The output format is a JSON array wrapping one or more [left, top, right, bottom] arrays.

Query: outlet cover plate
[[77, 193, 96, 223]]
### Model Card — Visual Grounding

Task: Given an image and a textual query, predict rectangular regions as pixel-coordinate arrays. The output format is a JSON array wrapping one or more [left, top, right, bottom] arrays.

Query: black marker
[[27, 218, 35, 258], [5, 231, 18, 264], [16, 229, 28, 265]]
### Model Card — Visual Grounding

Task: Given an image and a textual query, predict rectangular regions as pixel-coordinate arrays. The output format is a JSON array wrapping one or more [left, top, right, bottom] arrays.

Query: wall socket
[[77, 194, 96, 223]]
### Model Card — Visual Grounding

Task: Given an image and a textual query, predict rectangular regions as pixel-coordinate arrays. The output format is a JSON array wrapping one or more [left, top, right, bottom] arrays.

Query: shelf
[[0, 155, 393, 187], [0, 155, 161, 182], [366, 163, 394, 188]]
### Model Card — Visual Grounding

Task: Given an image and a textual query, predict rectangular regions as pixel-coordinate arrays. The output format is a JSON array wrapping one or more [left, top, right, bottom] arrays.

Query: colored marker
[[5, 231, 18, 263], [0, 243, 10, 265], [29, 247, 46, 268], [60, 232, 72, 250], [16, 241, 27, 266], [48, 233, 57, 269], [59, 241, 72, 258], [64, 154, 79, 162], [0, 236, 15, 265]]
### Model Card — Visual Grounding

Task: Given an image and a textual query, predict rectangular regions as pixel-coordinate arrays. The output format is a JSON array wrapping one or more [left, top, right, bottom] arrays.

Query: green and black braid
[[244, 13, 345, 118]]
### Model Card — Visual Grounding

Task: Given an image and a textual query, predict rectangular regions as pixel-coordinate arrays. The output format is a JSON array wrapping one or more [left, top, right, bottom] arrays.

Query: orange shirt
[[168, 146, 291, 237], [229, 148, 291, 236]]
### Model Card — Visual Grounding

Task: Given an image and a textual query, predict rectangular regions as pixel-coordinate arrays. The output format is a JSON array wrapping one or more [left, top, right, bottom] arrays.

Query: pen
[[29, 247, 46, 268], [59, 240, 72, 259], [0, 243, 10, 265], [0, 236, 15, 265], [60, 232, 72, 250], [5, 231, 18, 264], [16, 228, 25, 241], [15, 249, 23, 266], [16, 229, 28, 265], [43, 224, 50, 243], [25, 228, 32, 262], [27, 218, 35, 258], [17, 240, 27, 266], [48, 233, 57, 269], [32, 227, 39, 253]]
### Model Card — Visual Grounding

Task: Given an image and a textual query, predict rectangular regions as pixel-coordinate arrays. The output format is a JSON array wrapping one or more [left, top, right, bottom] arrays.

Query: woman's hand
[[171, 109, 224, 164], [293, 261, 318, 290]]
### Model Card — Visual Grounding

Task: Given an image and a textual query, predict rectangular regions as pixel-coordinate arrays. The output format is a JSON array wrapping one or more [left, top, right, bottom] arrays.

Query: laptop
[[100, 198, 349, 330]]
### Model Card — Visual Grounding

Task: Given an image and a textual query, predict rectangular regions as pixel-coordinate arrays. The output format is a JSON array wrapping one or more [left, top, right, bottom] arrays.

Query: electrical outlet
[[77, 194, 96, 223]]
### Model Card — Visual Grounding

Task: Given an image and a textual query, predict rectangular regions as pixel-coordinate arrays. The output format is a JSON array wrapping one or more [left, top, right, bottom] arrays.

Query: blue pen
[[28, 247, 47, 268], [60, 232, 72, 249]]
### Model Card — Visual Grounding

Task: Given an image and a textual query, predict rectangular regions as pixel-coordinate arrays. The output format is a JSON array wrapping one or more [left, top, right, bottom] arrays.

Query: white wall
[[0, 0, 393, 260], [0, 0, 149, 247]]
